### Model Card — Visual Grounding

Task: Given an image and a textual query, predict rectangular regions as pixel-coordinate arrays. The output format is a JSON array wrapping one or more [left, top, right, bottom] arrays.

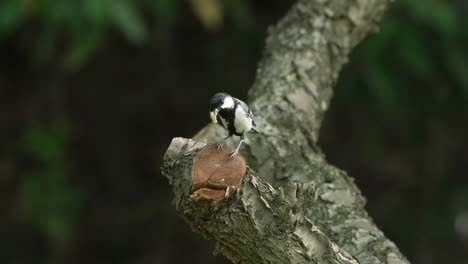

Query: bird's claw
[[229, 150, 239, 158], [217, 141, 224, 150]]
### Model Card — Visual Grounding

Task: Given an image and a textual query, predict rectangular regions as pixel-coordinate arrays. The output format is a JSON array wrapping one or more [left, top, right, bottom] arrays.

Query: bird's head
[[209, 93, 234, 123]]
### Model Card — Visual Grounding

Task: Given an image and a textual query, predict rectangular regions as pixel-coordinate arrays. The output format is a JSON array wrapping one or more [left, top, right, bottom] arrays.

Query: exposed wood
[[191, 144, 246, 206]]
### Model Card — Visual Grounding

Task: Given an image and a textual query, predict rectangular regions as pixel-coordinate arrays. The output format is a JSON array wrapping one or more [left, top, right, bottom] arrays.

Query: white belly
[[234, 107, 252, 134]]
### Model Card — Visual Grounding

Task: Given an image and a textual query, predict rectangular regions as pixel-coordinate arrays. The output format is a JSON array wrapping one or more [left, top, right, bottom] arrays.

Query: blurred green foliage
[[0, 0, 465, 101], [21, 124, 81, 242], [348, 4, 467, 170], [0, 0, 254, 70], [353, 0, 467, 113]]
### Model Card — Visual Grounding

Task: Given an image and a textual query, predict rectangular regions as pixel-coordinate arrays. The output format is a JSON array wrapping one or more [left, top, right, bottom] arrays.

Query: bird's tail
[[251, 126, 262, 135]]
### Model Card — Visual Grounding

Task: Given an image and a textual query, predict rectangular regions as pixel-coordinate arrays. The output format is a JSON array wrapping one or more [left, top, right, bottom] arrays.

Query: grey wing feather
[[235, 98, 253, 119], [235, 98, 260, 133], [241, 102, 253, 118]]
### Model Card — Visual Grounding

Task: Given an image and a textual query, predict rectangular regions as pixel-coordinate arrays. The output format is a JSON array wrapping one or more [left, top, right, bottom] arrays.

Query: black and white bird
[[209, 93, 259, 158]]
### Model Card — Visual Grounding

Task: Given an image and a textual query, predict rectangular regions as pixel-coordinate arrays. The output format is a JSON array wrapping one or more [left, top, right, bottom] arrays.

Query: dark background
[[1, 0, 467, 263]]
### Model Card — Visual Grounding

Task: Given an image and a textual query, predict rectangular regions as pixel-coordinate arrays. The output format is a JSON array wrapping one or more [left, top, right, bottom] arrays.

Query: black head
[[209, 93, 229, 110]]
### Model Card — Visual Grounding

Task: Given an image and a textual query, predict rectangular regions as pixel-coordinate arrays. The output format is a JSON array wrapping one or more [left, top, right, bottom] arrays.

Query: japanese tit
[[209, 93, 260, 158]]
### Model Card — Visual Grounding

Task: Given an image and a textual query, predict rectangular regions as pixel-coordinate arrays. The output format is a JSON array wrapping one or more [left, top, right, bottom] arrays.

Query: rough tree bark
[[162, 0, 410, 263]]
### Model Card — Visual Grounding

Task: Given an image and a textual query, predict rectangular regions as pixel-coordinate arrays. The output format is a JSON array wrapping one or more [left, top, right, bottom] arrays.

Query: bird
[[209, 93, 259, 158]]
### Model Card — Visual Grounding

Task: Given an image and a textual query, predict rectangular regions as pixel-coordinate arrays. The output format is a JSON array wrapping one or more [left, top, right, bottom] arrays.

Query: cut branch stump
[[191, 144, 246, 207]]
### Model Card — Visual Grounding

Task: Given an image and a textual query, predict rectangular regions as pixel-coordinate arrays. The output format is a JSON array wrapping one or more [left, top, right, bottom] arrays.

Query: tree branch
[[165, 0, 410, 263], [163, 138, 359, 264]]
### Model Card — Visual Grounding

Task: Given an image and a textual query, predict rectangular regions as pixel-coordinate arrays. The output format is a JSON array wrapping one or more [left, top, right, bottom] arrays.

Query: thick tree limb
[[164, 0, 410, 263], [163, 138, 359, 264]]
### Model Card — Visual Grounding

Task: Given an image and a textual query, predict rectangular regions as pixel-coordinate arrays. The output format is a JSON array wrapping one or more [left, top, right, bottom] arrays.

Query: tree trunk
[[162, 0, 410, 263]]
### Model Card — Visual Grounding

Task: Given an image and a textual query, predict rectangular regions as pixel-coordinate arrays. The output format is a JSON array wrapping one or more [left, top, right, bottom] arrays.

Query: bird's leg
[[217, 134, 232, 150], [229, 135, 245, 158]]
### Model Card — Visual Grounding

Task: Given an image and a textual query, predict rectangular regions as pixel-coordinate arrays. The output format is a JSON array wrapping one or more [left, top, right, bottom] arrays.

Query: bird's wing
[[234, 97, 253, 119], [233, 97, 250, 116], [234, 97, 260, 133]]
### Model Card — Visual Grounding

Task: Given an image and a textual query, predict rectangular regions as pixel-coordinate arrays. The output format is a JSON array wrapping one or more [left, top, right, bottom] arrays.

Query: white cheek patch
[[221, 96, 234, 109]]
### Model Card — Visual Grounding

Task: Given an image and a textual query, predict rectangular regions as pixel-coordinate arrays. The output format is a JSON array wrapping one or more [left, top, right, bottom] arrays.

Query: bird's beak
[[210, 108, 219, 123]]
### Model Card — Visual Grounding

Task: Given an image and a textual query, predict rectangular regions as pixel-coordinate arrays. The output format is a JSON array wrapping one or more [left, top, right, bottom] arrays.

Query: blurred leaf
[[111, 0, 147, 45], [366, 64, 403, 112], [65, 28, 105, 70], [84, 0, 111, 25], [359, 16, 399, 59], [225, 0, 254, 33], [402, 0, 458, 37], [22, 169, 81, 242], [190, 0, 223, 31], [396, 27, 434, 76], [445, 45, 468, 100], [37, 0, 68, 26], [32, 25, 58, 64], [21, 123, 81, 242], [23, 124, 67, 162], [32, 0, 72, 64], [0, 0, 23, 37], [153, 0, 178, 27]]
